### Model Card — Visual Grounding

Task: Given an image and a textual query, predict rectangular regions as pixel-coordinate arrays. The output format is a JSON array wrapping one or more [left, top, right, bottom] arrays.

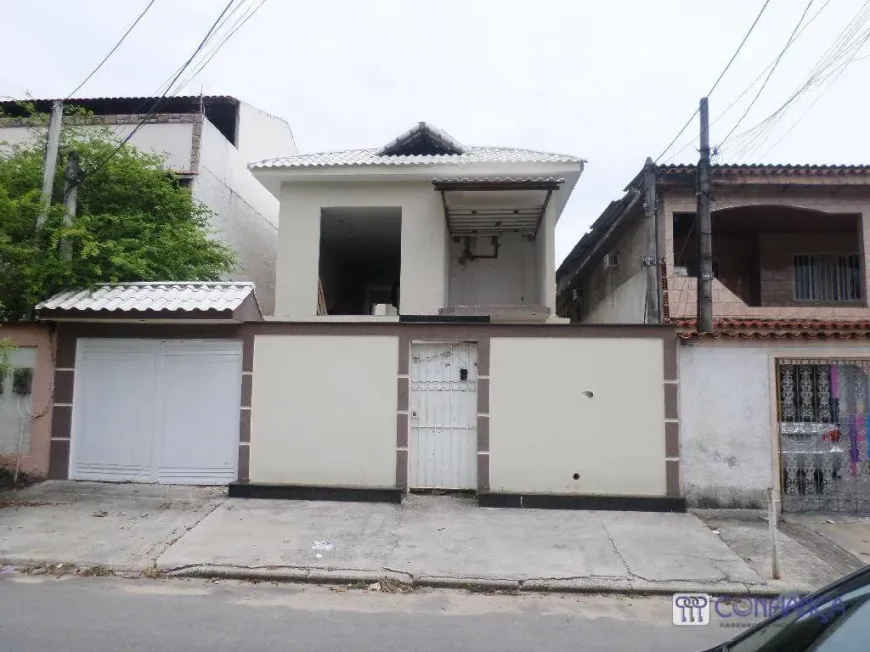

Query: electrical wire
[[173, 0, 267, 94], [147, 0, 251, 100], [718, 0, 814, 151], [74, 0, 238, 190], [66, 0, 159, 99], [662, 0, 832, 164], [727, 0, 870, 160], [654, 0, 771, 163]]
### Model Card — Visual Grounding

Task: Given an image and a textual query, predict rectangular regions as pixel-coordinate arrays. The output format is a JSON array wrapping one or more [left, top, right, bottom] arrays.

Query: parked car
[[700, 564, 870, 651]]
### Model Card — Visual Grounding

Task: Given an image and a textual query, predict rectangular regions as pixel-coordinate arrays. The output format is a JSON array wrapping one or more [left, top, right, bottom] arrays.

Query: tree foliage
[[0, 116, 236, 320]]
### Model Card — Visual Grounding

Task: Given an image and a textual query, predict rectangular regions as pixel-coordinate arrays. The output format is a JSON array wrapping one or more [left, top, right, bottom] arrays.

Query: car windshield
[[724, 570, 870, 652]]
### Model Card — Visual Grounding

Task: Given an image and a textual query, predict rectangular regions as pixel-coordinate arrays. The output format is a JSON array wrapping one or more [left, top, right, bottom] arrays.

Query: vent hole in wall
[[573, 473, 580, 480]]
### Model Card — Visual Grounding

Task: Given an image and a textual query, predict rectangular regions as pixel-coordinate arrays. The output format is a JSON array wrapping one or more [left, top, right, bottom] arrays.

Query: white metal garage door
[[70, 339, 242, 485], [409, 342, 478, 490]]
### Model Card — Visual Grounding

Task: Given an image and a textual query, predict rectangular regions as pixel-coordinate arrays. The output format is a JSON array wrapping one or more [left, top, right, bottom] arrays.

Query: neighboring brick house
[[557, 162, 870, 513], [0, 95, 297, 314]]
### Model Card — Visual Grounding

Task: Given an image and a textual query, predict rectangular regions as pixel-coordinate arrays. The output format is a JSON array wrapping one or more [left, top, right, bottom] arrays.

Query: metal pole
[[768, 487, 780, 580], [643, 157, 660, 324], [36, 101, 64, 231], [696, 97, 714, 333], [60, 151, 80, 261]]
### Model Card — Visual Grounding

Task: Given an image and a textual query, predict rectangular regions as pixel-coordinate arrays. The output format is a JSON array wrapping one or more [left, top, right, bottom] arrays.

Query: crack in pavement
[[150, 498, 226, 567]]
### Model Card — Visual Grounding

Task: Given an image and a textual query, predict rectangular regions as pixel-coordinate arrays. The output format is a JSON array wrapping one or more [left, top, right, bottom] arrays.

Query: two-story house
[[557, 161, 870, 513], [226, 123, 684, 509]]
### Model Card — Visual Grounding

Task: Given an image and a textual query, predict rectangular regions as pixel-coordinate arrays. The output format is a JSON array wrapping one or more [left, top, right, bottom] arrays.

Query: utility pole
[[696, 97, 714, 333], [36, 100, 64, 231], [642, 157, 660, 324], [60, 151, 80, 261]]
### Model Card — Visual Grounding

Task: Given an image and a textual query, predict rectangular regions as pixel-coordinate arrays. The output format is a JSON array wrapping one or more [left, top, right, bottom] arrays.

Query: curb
[[164, 564, 813, 597]]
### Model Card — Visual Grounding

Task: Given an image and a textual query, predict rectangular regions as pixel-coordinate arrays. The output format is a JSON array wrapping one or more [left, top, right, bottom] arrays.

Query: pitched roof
[[35, 282, 261, 321], [249, 122, 582, 170], [673, 317, 870, 340], [658, 163, 870, 178]]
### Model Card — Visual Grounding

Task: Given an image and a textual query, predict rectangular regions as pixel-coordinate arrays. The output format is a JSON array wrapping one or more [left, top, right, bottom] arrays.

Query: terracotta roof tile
[[673, 317, 870, 340]]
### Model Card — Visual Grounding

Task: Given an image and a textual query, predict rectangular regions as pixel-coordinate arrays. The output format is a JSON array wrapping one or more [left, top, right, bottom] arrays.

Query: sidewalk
[[0, 481, 846, 595]]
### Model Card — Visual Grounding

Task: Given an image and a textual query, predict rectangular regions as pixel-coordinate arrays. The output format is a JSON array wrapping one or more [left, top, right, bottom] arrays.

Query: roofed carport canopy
[[433, 178, 563, 237]]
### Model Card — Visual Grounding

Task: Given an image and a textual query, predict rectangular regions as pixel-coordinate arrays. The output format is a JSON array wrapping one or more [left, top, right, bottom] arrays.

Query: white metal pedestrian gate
[[70, 339, 242, 485], [409, 342, 478, 490]]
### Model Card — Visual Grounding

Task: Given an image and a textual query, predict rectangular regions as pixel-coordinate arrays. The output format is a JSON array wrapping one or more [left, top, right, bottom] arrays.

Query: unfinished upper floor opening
[[318, 207, 401, 316], [672, 205, 864, 311]]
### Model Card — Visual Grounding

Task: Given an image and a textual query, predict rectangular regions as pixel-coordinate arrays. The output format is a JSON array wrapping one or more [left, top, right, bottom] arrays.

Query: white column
[[275, 186, 320, 317], [537, 200, 556, 310], [399, 192, 448, 315]]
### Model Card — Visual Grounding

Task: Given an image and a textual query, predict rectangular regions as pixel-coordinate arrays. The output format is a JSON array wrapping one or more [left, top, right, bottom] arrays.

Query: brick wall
[[759, 232, 860, 306]]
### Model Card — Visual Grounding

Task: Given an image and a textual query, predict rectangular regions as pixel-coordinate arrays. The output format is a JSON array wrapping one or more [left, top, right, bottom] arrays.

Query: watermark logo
[[672, 593, 847, 628], [672, 593, 710, 626]]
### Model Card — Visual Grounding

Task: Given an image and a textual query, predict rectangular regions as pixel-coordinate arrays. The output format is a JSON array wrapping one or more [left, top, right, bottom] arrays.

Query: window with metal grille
[[793, 254, 861, 302]]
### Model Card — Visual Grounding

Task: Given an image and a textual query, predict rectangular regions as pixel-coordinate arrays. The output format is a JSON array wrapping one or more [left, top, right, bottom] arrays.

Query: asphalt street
[[0, 574, 742, 652]]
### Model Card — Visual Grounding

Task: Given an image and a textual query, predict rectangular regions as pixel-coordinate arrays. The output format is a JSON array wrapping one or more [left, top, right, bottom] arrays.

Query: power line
[[662, 0, 832, 164], [727, 0, 870, 160], [718, 0, 814, 151], [149, 0, 251, 98], [72, 0, 237, 192], [173, 0, 268, 94], [654, 0, 771, 163], [66, 0, 159, 99]]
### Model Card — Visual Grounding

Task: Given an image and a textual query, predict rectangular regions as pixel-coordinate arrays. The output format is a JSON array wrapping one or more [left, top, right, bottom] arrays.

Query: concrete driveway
[[0, 481, 224, 569]]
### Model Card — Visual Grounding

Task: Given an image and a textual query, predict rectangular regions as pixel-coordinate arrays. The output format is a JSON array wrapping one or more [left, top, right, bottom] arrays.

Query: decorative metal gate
[[777, 358, 870, 512]]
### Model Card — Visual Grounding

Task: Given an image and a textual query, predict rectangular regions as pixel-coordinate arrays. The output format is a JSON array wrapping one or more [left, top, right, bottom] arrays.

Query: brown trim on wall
[[477, 338, 491, 376], [664, 383, 678, 420], [239, 410, 251, 443], [477, 416, 490, 452], [240, 375, 252, 408], [397, 377, 409, 411], [663, 334, 677, 381], [397, 335, 410, 375], [665, 460, 680, 497], [48, 438, 70, 480], [477, 378, 490, 414], [245, 322, 675, 340], [238, 445, 250, 482], [477, 453, 490, 492], [51, 405, 72, 441], [396, 413, 408, 448], [396, 449, 408, 490], [665, 421, 679, 458], [54, 369, 74, 404]]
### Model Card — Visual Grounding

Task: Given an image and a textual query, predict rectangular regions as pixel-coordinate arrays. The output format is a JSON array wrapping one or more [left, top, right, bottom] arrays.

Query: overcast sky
[[3, 0, 869, 263]]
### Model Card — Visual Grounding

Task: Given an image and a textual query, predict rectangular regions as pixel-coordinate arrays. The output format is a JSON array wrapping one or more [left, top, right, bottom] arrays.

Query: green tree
[[0, 118, 236, 321]]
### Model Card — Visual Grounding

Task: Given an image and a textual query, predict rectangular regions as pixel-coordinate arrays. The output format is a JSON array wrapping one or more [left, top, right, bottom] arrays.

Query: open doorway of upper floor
[[318, 207, 401, 316]]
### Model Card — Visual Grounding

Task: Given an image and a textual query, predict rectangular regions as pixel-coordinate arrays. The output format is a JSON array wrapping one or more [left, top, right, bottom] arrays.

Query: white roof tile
[[249, 146, 582, 170], [35, 282, 255, 313]]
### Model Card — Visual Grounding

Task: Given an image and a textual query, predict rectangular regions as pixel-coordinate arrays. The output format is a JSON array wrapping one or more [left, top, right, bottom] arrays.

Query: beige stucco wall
[[0, 324, 53, 477], [0, 120, 195, 172], [448, 233, 539, 305], [275, 181, 560, 318], [488, 337, 666, 495], [249, 334, 398, 486], [276, 181, 448, 317]]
